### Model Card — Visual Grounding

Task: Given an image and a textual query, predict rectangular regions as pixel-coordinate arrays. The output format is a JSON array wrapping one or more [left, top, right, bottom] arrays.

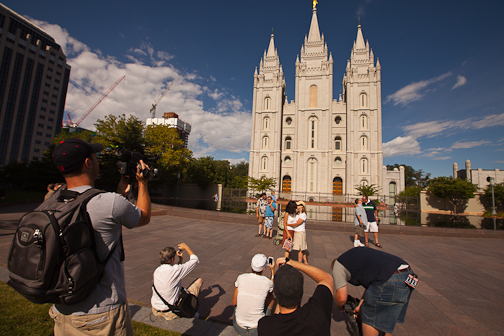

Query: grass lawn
[[0, 282, 183, 336]]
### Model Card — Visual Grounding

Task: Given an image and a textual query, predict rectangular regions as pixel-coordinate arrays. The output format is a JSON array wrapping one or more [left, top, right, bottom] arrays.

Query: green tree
[[397, 186, 423, 207], [228, 161, 249, 188], [355, 184, 380, 197], [484, 182, 504, 208], [248, 176, 277, 195], [386, 164, 431, 187], [144, 125, 193, 185], [427, 177, 478, 214], [94, 114, 144, 152], [184, 156, 222, 189]]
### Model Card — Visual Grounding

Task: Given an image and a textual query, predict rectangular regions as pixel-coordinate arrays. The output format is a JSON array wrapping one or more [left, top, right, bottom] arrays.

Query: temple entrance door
[[282, 176, 292, 193], [333, 177, 343, 195]]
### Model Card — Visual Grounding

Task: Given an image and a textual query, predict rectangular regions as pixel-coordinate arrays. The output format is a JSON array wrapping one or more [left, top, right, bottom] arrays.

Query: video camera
[[114, 147, 160, 181]]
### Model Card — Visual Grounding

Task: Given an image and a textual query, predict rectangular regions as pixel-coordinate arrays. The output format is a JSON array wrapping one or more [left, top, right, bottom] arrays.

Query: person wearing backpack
[[47, 138, 152, 335]]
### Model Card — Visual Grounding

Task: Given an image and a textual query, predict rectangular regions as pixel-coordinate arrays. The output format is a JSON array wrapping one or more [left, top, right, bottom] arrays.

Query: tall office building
[[248, 5, 404, 201], [146, 112, 192, 148], [0, 3, 70, 165]]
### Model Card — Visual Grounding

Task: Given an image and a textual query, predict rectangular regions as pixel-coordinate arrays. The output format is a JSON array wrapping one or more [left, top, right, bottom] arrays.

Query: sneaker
[[354, 241, 365, 247]]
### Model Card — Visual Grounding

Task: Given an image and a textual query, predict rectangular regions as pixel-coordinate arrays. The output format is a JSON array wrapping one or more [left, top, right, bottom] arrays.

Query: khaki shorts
[[49, 301, 133, 336], [293, 231, 307, 251], [354, 225, 364, 236]]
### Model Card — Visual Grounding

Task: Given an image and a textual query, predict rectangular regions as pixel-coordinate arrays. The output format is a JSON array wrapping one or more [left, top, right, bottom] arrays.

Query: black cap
[[52, 138, 103, 173]]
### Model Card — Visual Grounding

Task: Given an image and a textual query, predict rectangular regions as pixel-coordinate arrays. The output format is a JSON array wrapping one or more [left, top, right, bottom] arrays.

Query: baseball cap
[[52, 138, 103, 173], [251, 254, 268, 272]]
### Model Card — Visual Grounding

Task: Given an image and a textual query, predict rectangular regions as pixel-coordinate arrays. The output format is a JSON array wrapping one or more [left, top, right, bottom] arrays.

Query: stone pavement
[[1, 203, 504, 335]]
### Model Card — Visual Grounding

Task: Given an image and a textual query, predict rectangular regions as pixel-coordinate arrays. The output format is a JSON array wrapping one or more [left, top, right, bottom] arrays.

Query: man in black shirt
[[258, 257, 334, 336], [332, 247, 416, 336]]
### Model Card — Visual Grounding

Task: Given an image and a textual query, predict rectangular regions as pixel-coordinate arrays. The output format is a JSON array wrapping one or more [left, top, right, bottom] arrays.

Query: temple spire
[[355, 22, 365, 49], [266, 31, 276, 57], [307, 5, 321, 42]]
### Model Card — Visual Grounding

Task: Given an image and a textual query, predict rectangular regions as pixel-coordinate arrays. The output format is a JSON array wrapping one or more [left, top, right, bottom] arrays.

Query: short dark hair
[[159, 247, 176, 264], [61, 164, 85, 178], [274, 264, 304, 309], [48, 183, 55, 190], [355, 198, 360, 204], [285, 200, 298, 216]]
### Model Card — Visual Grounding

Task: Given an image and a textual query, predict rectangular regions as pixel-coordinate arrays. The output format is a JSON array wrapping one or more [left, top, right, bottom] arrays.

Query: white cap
[[251, 254, 268, 272]]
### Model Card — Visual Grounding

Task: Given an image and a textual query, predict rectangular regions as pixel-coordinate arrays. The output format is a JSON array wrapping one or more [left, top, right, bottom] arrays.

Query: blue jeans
[[361, 269, 415, 334], [232, 306, 271, 336], [233, 312, 258, 336]]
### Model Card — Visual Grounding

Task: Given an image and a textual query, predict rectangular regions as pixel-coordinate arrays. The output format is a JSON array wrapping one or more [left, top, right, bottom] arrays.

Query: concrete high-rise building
[[146, 112, 191, 148], [0, 3, 70, 165], [248, 5, 404, 202]]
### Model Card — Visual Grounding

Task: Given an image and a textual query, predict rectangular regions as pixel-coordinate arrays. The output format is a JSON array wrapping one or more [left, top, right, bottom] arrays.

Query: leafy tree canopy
[[386, 164, 430, 187], [427, 176, 477, 214], [355, 184, 380, 197], [484, 182, 504, 207], [248, 176, 276, 195]]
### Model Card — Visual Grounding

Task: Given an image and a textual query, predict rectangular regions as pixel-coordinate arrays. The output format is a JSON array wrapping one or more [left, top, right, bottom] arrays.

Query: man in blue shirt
[[264, 196, 276, 239], [362, 195, 381, 248]]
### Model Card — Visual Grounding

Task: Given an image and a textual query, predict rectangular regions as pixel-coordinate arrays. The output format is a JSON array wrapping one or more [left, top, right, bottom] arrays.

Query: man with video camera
[[49, 138, 151, 336]]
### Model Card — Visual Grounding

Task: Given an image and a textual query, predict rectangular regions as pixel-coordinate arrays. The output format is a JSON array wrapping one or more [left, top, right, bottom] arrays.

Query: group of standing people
[[354, 195, 382, 248], [256, 193, 309, 264]]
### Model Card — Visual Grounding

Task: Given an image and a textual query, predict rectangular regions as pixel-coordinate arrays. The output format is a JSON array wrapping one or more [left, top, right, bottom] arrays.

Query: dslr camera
[[114, 147, 160, 181]]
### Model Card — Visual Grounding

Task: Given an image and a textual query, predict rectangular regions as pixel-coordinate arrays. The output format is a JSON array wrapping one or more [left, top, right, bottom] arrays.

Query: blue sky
[[6, 0, 504, 177]]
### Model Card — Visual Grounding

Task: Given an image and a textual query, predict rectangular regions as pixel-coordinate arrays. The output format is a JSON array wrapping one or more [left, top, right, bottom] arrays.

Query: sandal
[[375, 243, 382, 248], [365, 242, 369, 247]]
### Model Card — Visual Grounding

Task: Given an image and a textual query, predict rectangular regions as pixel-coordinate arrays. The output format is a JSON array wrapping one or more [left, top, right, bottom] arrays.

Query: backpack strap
[[152, 284, 179, 313]]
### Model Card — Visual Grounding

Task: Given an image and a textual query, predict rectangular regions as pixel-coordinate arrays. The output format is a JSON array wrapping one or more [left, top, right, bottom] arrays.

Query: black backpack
[[7, 186, 117, 305]]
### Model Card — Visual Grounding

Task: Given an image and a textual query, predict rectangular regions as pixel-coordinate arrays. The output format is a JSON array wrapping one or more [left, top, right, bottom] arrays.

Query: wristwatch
[[285, 257, 290, 264]]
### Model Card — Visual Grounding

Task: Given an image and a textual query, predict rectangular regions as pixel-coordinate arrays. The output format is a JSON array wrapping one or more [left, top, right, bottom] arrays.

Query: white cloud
[[383, 113, 502, 158], [386, 72, 452, 106], [31, 19, 251, 158], [451, 140, 490, 149], [472, 113, 504, 129], [382, 136, 421, 157], [400, 113, 504, 140], [452, 75, 467, 90]]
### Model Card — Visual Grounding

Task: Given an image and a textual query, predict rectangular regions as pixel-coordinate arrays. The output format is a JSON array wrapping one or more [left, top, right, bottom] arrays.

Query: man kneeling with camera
[[151, 243, 203, 320]]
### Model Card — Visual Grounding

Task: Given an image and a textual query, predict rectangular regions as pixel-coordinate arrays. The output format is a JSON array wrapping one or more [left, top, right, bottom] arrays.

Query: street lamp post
[[487, 177, 497, 230]]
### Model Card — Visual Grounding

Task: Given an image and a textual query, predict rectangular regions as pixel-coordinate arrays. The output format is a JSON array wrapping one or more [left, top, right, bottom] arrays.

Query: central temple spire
[[307, 4, 321, 42]]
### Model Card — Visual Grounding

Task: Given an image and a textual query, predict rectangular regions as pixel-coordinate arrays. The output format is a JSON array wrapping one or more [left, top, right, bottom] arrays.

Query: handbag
[[153, 285, 199, 318], [282, 237, 293, 252]]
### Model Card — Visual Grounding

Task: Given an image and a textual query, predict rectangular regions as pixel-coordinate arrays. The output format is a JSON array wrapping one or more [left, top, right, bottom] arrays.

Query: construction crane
[[150, 82, 172, 118], [63, 75, 126, 130]]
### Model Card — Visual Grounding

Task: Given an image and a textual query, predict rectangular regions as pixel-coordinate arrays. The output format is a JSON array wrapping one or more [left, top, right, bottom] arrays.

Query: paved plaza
[[1, 203, 504, 335]]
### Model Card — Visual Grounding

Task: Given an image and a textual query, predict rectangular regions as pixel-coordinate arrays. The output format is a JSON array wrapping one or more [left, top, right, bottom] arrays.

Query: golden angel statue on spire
[[313, 0, 318, 9]]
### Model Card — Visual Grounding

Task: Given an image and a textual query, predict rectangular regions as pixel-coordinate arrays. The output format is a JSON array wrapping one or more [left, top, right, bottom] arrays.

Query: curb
[[0, 266, 235, 336]]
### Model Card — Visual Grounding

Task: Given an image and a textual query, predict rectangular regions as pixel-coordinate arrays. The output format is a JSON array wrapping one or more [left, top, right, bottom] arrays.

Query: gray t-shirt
[[354, 204, 368, 227], [55, 185, 141, 315]]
